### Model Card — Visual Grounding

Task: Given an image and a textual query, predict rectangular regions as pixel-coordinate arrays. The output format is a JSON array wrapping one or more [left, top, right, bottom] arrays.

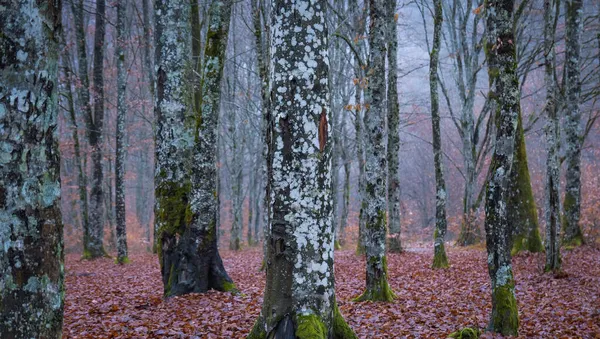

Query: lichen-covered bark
[[88, 0, 108, 259], [248, 1, 356, 338], [0, 1, 64, 336], [544, 0, 561, 273], [355, 0, 395, 303], [154, 0, 235, 297], [387, 0, 402, 254], [115, 0, 129, 264], [483, 0, 520, 335], [509, 112, 543, 255], [562, 0, 585, 247], [430, 0, 449, 269]]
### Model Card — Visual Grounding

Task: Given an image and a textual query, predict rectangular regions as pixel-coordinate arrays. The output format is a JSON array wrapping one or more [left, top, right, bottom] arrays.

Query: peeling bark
[[0, 1, 64, 336]]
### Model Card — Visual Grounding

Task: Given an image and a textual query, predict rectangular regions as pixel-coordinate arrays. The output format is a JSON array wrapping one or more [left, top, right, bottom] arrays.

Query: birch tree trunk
[[563, 0, 585, 247], [247, 1, 356, 337], [355, 0, 396, 303], [430, 0, 449, 269], [483, 0, 520, 334], [387, 0, 402, 254], [0, 1, 64, 336], [115, 0, 129, 264], [544, 0, 562, 273], [88, 0, 107, 258]]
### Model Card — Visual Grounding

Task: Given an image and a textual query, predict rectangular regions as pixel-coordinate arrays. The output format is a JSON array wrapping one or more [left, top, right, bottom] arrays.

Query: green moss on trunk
[[432, 243, 449, 269], [247, 316, 266, 339], [295, 314, 327, 339], [488, 284, 519, 336], [332, 304, 358, 339], [354, 256, 396, 302]]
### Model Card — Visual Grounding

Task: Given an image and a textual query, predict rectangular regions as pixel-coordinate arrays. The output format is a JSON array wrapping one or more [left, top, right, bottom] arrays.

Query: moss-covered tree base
[[449, 327, 481, 339], [387, 236, 402, 253], [488, 284, 519, 336], [246, 308, 357, 339], [81, 247, 110, 260], [432, 245, 449, 269], [353, 279, 396, 302], [511, 229, 544, 255], [456, 221, 481, 247], [355, 243, 365, 255], [562, 233, 584, 249], [334, 240, 342, 250], [115, 256, 131, 265]]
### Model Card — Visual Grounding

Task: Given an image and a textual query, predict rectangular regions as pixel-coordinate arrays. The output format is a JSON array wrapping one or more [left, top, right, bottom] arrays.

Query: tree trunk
[[339, 122, 350, 247], [544, 0, 561, 273], [71, 0, 103, 258], [430, 0, 449, 269], [115, 0, 129, 264], [355, 0, 395, 303], [0, 1, 64, 336], [154, 0, 235, 297], [247, 1, 356, 337], [387, 0, 402, 254], [228, 10, 243, 251], [61, 34, 90, 238], [563, 0, 584, 247], [87, 0, 108, 258], [509, 113, 543, 254], [483, 0, 520, 335], [141, 0, 157, 253]]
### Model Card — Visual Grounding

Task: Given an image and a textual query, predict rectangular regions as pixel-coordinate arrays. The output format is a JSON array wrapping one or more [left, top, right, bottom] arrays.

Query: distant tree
[[0, 1, 64, 337], [247, 0, 356, 337], [429, 0, 449, 269], [115, 0, 129, 264], [88, 0, 108, 258], [544, 0, 562, 273], [563, 0, 585, 247], [355, 0, 396, 302], [483, 0, 520, 334]]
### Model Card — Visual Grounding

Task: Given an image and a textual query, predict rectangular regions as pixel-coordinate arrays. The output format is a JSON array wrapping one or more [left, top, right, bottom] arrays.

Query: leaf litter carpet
[[63, 246, 600, 338]]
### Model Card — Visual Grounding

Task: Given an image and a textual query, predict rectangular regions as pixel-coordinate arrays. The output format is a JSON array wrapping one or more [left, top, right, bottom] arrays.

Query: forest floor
[[62, 245, 600, 338]]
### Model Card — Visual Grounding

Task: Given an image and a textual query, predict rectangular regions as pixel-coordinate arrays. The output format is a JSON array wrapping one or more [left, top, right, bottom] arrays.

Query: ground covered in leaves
[[63, 246, 600, 338]]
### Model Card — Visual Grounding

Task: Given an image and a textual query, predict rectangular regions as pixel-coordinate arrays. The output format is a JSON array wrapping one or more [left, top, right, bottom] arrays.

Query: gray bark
[[484, 0, 520, 334], [387, 0, 402, 253], [563, 0, 585, 246], [0, 1, 64, 336], [356, 0, 395, 302], [71, 0, 102, 257], [430, 0, 449, 269], [88, 0, 107, 258], [155, 0, 236, 297], [248, 1, 356, 337], [116, 0, 129, 264], [544, 0, 562, 273]]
